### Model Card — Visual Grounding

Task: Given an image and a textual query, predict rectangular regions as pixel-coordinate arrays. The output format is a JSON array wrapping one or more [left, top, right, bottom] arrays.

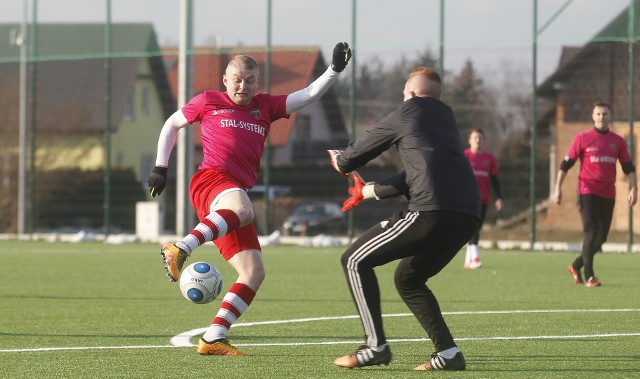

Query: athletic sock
[[469, 244, 480, 261], [438, 347, 460, 359], [202, 283, 256, 342], [464, 245, 472, 265], [371, 343, 388, 352], [176, 209, 241, 255]]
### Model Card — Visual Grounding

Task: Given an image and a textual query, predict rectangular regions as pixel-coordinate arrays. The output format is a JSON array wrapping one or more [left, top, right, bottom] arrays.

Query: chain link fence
[[1, 1, 638, 244]]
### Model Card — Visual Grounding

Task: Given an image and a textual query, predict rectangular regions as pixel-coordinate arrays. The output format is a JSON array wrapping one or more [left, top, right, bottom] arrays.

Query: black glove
[[331, 42, 352, 72], [147, 166, 168, 198]]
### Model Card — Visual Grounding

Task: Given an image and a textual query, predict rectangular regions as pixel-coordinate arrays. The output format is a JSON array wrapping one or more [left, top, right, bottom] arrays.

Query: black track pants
[[340, 210, 479, 351], [574, 194, 614, 279]]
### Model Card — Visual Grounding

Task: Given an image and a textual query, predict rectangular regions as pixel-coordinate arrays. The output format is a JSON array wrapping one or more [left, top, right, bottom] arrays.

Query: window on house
[[140, 153, 154, 184], [141, 86, 149, 117], [123, 90, 135, 122], [292, 115, 313, 161], [116, 151, 125, 168], [295, 114, 311, 141]]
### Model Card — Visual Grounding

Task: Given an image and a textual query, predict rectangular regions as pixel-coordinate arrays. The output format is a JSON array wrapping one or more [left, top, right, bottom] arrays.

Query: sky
[[0, 0, 632, 82]]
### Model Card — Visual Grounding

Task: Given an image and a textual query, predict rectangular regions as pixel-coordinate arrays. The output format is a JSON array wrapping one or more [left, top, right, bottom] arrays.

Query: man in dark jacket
[[328, 67, 480, 371]]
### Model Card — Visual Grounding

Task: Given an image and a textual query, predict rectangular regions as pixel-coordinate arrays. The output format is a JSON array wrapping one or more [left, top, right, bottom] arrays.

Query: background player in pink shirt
[[463, 128, 503, 269], [147, 43, 351, 355], [554, 102, 637, 287]]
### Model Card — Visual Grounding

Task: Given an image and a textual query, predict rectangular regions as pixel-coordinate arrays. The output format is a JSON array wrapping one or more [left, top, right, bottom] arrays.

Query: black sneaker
[[334, 345, 392, 368], [414, 351, 466, 371]]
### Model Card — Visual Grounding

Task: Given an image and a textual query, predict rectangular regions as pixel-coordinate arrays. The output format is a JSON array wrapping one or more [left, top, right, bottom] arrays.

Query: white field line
[[2, 308, 639, 353]]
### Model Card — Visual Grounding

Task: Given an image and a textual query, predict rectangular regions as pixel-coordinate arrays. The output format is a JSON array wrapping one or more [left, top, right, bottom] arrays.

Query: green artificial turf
[[0, 241, 638, 378]]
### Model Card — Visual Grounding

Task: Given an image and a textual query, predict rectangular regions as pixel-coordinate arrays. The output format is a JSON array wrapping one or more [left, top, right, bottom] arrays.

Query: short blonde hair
[[229, 55, 259, 71], [409, 67, 441, 84], [406, 67, 442, 98]]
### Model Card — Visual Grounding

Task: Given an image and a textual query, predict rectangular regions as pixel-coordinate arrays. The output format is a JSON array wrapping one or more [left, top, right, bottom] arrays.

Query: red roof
[[164, 47, 324, 146]]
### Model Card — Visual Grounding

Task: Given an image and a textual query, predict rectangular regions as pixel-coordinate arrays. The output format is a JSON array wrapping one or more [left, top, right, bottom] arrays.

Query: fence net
[[1, 0, 638, 243]]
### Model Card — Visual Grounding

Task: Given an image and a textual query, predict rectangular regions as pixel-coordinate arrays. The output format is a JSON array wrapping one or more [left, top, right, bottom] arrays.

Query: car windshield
[[292, 204, 326, 217]]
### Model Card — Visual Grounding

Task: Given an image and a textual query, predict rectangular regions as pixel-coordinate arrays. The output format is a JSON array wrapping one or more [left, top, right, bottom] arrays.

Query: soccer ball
[[179, 262, 223, 304]]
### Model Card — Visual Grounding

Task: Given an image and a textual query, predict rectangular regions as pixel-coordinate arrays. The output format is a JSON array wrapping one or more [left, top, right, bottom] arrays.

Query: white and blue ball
[[179, 262, 223, 304]]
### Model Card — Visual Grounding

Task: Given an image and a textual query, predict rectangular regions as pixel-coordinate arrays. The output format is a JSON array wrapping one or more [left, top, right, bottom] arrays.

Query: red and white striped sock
[[202, 283, 256, 342], [176, 209, 240, 254]]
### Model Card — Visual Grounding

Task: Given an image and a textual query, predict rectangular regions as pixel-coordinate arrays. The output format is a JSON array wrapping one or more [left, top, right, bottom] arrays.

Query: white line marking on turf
[[223, 333, 640, 347], [0, 345, 179, 353], [3, 333, 640, 353], [170, 308, 640, 346], [2, 308, 639, 353]]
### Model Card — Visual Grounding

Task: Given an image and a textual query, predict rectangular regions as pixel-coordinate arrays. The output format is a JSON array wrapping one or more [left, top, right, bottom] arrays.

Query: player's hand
[[629, 187, 638, 206], [331, 42, 352, 72], [341, 172, 365, 212], [327, 149, 347, 176], [147, 166, 168, 197], [553, 188, 562, 205]]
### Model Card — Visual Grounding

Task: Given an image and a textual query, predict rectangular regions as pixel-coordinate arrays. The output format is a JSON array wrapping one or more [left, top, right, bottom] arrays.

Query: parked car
[[247, 185, 292, 201], [281, 202, 347, 236]]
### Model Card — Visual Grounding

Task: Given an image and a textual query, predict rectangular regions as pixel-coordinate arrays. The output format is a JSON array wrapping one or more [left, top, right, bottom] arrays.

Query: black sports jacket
[[336, 96, 481, 218]]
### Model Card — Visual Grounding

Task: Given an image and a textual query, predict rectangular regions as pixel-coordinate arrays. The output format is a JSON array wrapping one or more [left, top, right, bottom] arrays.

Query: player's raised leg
[[161, 208, 241, 282]]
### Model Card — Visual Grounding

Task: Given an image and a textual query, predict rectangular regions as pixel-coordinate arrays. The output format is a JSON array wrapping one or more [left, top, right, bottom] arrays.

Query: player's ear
[[222, 74, 228, 86]]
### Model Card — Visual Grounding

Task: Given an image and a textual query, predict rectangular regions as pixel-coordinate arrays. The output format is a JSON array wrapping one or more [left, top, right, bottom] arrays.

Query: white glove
[[327, 149, 347, 176]]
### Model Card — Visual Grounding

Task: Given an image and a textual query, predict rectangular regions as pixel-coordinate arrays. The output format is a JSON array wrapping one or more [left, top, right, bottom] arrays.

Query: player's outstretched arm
[[285, 42, 351, 114], [147, 110, 189, 197]]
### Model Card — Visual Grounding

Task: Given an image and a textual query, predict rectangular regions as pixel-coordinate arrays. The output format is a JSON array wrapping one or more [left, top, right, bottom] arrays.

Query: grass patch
[[0, 241, 639, 378]]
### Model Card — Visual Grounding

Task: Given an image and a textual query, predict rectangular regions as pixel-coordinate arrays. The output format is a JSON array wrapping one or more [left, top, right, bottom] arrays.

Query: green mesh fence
[[1, 1, 639, 244]]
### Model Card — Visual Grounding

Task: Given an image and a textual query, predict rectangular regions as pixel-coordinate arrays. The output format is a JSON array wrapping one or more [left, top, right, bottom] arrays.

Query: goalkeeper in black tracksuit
[[328, 67, 481, 371]]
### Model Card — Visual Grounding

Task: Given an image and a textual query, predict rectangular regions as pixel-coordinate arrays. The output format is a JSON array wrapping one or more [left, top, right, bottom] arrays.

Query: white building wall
[[271, 100, 332, 166]]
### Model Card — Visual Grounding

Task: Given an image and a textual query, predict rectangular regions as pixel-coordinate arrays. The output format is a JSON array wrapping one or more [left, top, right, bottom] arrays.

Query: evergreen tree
[[446, 60, 500, 151]]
